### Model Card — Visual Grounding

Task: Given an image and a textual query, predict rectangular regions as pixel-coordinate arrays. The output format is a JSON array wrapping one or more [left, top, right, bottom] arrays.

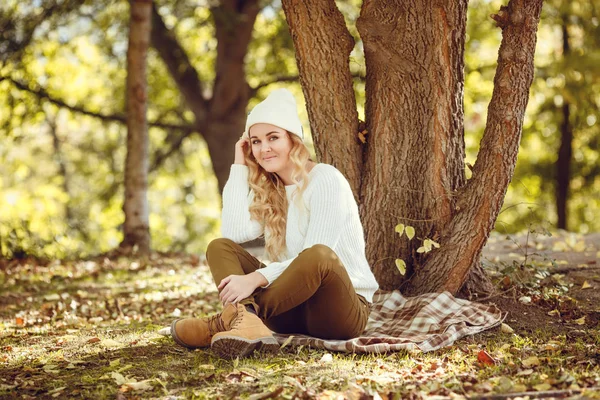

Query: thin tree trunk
[[556, 18, 571, 231], [47, 114, 73, 224], [121, 0, 152, 254]]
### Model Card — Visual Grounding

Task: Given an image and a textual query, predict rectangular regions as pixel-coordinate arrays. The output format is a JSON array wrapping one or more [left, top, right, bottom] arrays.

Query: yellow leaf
[[517, 369, 534, 376], [100, 339, 121, 348], [533, 383, 552, 391], [109, 359, 121, 367], [124, 380, 154, 391], [430, 240, 440, 249], [522, 356, 540, 367], [573, 316, 586, 325], [395, 259, 406, 275], [110, 372, 128, 385], [417, 247, 426, 253], [405, 226, 415, 240], [582, 281, 592, 289], [395, 224, 405, 236]]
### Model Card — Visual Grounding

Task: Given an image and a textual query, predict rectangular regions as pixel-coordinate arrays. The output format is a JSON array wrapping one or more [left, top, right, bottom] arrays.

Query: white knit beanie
[[245, 88, 303, 139]]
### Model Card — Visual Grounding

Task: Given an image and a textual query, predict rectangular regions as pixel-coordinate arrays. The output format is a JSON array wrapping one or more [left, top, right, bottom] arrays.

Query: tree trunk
[[281, 0, 362, 196], [556, 18, 571, 231], [282, 0, 543, 297], [150, 1, 259, 194], [357, 0, 468, 290], [406, 0, 544, 295], [121, 0, 152, 254]]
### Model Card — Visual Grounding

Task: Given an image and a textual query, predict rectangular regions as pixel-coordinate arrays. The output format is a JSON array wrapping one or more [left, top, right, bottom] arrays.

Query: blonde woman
[[170, 89, 379, 359]]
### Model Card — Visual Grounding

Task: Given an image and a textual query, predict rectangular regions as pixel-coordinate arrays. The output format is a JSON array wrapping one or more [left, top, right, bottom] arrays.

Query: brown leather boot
[[211, 304, 280, 359], [170, 303, 238, 349]]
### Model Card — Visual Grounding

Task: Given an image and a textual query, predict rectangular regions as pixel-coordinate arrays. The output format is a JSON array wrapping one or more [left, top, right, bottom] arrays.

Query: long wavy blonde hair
[[245, 132, 312, 261]]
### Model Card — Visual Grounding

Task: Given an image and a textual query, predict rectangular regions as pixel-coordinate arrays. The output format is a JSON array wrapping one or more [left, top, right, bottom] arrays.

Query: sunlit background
[[1, 0, 598, 259]]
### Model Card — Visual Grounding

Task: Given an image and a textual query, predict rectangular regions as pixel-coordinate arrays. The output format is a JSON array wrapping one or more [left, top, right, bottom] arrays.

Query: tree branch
[[408, 0, 545, 295], [250, 71, 365, 95], [2, 75, 194, 132], [150, 3, 208, 121], [0, 0, 83, 63], [149, 128, 195, 172], [209, 0, 260, 119], [251, 75, 299, 94]]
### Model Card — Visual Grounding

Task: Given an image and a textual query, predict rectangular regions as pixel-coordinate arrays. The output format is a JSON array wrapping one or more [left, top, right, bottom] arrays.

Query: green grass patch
[[1, 254, 599, 399]]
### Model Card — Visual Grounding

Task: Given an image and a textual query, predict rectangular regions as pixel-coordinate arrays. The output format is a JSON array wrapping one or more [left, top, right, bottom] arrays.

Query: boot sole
[[211, 335, 280, 359]]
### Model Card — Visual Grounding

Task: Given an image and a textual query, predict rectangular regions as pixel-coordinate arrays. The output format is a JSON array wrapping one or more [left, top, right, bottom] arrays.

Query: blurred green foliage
[[0, 0, 598, 259], [464, 0, 600, 235]]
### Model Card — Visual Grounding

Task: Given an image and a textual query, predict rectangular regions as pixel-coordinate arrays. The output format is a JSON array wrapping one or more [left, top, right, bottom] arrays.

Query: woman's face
[[248, 123, 294, 177]]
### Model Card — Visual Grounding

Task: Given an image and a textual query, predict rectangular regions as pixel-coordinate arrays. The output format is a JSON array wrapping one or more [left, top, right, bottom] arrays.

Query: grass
[[1, 252, 599, 399]]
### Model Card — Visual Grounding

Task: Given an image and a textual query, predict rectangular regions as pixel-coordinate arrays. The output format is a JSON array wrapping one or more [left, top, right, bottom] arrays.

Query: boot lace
[[229, 304, 246, 329], [206, 313, 226, 336]]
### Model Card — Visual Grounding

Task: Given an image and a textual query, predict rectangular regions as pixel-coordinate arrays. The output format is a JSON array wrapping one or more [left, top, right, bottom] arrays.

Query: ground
[[0, 231, 599, 399]]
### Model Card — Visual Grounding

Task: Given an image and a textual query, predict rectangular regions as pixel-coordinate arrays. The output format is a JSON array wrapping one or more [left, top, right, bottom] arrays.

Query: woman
[[170, 88, 379, 359]]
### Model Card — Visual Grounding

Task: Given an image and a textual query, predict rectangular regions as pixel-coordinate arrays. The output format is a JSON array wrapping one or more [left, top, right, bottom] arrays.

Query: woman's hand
[[234, 134, 250, 165], [218, 272, 266, 304]]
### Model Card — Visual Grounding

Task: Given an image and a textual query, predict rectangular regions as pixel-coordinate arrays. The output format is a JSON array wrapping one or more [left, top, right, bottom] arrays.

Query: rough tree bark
[[556, 17, 571, 231], [121, 0, 152, 254], [281, 0, 362, 196], [282, 0, 544, 297]]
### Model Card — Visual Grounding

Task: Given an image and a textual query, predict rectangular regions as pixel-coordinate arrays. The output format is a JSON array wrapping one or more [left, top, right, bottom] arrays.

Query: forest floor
[[0, 231, 599, 400]]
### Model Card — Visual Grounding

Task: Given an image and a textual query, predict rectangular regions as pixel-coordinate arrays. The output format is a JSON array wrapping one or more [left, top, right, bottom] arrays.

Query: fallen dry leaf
[[522, 356, 540, 367], [87, 337, 101, 344], [517, 369, 534, 376], [573, 316, 586, 325], [477, 350, 496, 366], [123, 380, 153, 391], [320, 353, 333, 363], [501, 323, 514, 334], [100, 339, 121, 348], [518, 296, 532, 305], [111, 371, 128, 385], [581, 281, 592, 289], [534, 382, 552, 391]]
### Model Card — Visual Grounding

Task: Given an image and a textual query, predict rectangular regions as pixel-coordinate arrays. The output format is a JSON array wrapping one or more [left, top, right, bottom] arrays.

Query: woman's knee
[[206, 237, 236, 258], [299, 245, 343, 273], [303, 244, 339, 261]]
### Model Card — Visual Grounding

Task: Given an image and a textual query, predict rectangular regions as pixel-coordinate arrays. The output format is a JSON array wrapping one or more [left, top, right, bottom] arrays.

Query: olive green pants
[[205, 238, 369, 340]]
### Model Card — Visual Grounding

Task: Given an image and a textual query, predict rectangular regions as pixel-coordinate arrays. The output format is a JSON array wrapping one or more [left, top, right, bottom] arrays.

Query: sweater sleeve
[[257, 169, 349, 285], [221, 164, 263, 243]]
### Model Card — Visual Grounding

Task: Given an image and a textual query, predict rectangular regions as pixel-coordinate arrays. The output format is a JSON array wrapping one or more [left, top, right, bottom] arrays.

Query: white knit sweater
[[221, 163, 379, 303]]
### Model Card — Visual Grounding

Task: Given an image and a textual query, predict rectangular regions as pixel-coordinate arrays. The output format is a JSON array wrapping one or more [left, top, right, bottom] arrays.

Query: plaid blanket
[[273, 291, 503, 353]]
